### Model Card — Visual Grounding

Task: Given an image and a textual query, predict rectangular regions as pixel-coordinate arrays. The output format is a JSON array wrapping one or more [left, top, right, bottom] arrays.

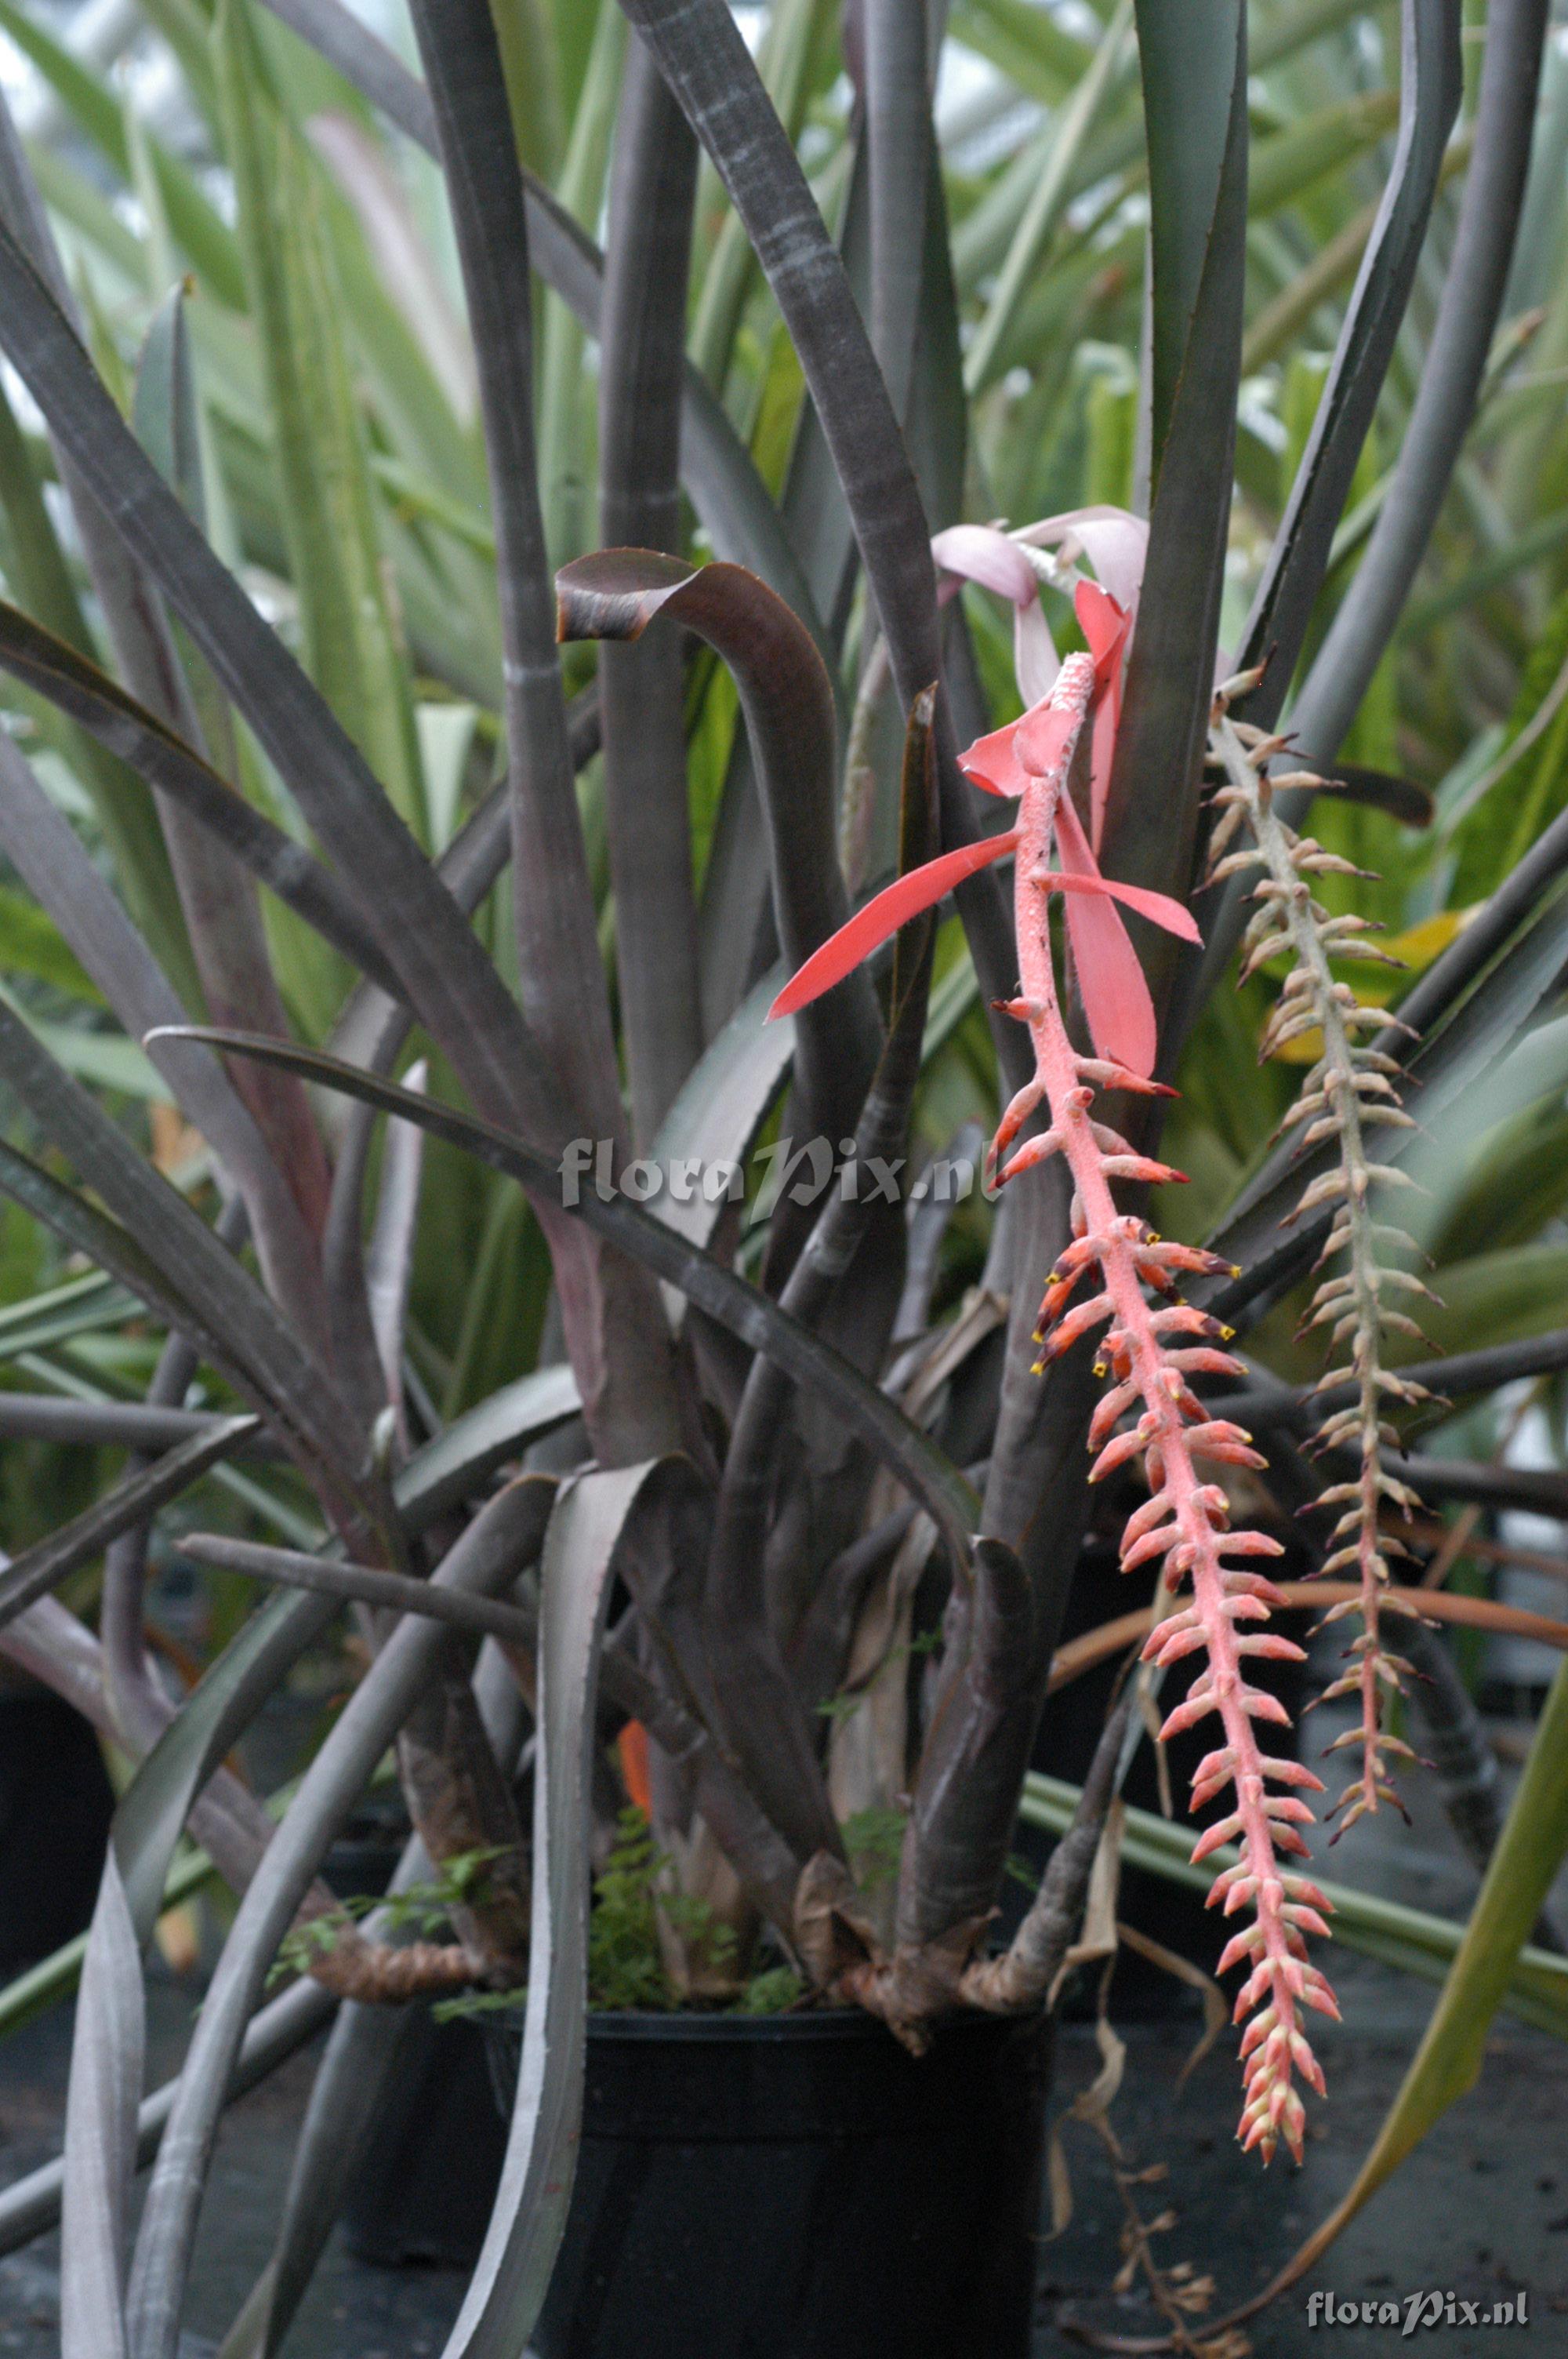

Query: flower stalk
[[987, 656, 1335, 2163], [1207, 691, 1432, 1835]]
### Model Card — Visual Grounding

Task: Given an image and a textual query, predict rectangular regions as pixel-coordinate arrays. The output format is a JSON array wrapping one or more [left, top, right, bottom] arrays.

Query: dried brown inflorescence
[[1207, 685, 1434, 1836]]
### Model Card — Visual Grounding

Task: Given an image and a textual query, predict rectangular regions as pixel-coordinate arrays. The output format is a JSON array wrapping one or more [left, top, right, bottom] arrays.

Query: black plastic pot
[[486, 2008, 1051, 2359], [343, 2008, 510, 2270], [0, 1683, 114, 1975]]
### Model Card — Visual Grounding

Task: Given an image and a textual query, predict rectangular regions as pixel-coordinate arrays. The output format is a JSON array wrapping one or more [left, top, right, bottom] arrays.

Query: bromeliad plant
[[0, 0, 1564, 2351]]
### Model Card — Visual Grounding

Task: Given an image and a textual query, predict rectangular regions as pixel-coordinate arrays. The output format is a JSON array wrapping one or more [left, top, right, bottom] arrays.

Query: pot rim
[[489, 2004, 1042, 2045]]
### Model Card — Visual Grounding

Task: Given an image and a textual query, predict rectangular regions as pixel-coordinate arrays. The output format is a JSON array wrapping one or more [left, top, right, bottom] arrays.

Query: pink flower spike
[[958, 715, 1030, 800], [768, 831, 1020, 1020]]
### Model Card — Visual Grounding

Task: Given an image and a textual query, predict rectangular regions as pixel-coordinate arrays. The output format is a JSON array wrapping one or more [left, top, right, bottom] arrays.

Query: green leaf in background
[[1248, 89, 1401, 220], [25, 1019, 168, 1103], [0, 387, 197, 1007], [1134, 0, 1245, 489], [687, 0, 835, 396], [0, 886, 103, 1004], [1456, 583, 1568, 900], [132, 283, 209, 534], [949, 0, 1094, 104], [535, 0, 626, 566], [489, 0, 564, 182], [963, 0, 1134, 398], [0, 0, 246, 311], [215, 0, 427, 839], [0, 1270, 134, 1362]]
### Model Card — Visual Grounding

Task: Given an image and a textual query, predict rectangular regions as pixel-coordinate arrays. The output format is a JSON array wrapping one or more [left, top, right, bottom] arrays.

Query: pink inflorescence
[[771, 585, 1338, 2160], [988, 652, 1337, 2165]]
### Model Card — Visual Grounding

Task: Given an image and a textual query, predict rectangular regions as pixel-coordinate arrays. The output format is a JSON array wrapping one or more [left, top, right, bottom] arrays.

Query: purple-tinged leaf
[[1235, 2, 1468, 724], [0, 726, 330, 1349], [1097, 5, 1247, 1038], [558, 551, 881, 1147], [0, 598, 401, 998], [253, 0, 830, 652], [408, 0, 625, 1151], [148, 1026, 985, 1570], [441, 1469, 650, 2357], [0, 1419, 258, 1637], [123, 1483, 554, 2359], [617, 0, 1026, 1088], [0, 999, 372, 1518], [597, 37, 704, 1145]]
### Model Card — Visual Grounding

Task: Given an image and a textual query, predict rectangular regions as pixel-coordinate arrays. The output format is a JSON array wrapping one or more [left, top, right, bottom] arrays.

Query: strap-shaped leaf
[[645, 972, 796, 1254], [0, 1354, 583, 1523], [1098, 5, 1247, 950], [149, 1026, 985, 1567], [862, 0, 930, 425], [130, 284, 205, 535], [0, 726, 328, 1339], [215, 0, 427, 838], [53, 1560, 342, 2355], [0, 1418, 257, 1635], [124, 1481, 554, 2359], [1175, 4, 1468, 1041], [438, 1466, 646, 2359], [1134, 0, 1244, 489], [0, 1397, 253, 1450], [408, 0, 623, 1147], [0, 1977, 335, 2262], [595, 38, 703, 1145], [256, 0, 437, 146], [1234, 2, 1464, 714], [707, 695, 951, 1866], [619, 0, 936, 701], [60, 1856, 141, 2359], [615, 0, 1025, 1082], [0, 214, 564, 1156], [394, 1365, 581, 1530], [0, 997, 370, 1506], [254, 0, 828, 649], [212, 1862, 436, 2359], [0, 0, 243, 307], [181, 1534, 535, 1649], [1289, 0, 1541, 763], [557, 551, 881, 1146]]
